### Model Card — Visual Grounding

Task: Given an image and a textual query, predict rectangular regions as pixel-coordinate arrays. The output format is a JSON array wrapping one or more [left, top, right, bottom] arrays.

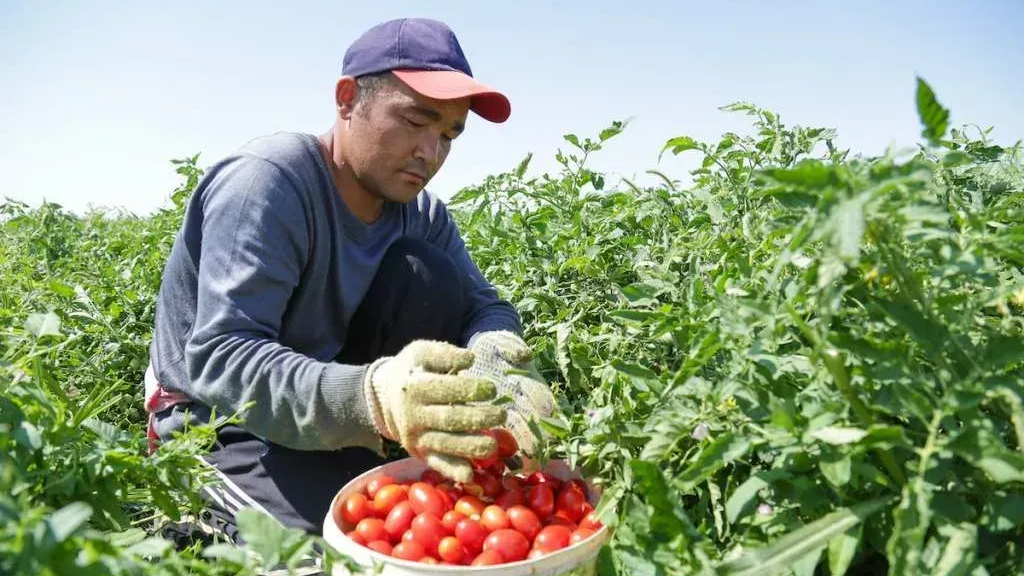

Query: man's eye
[[405, 118, 425, 127]]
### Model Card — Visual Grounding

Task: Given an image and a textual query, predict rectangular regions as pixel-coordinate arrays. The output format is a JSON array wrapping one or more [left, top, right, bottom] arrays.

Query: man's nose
[[413, 133, 440, 164]]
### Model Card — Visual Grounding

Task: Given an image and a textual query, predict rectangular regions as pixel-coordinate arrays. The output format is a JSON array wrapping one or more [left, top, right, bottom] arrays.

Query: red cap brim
[[392, 69, 511, 123]]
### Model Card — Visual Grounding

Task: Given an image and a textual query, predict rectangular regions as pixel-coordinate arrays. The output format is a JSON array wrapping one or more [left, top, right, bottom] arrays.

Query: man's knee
[[378, 237, 463, 307]]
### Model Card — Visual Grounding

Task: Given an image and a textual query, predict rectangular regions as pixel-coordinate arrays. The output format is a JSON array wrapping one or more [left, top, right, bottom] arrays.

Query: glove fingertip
[[424, 453, 473, 484]]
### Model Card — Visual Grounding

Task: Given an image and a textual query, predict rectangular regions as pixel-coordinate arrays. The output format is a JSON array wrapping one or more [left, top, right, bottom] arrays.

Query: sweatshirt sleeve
[[182, 154, 381, 452], [422, 196, 524, 346]]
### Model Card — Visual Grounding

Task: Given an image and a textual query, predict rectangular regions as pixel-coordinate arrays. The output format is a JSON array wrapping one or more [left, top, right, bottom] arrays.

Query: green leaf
[[678, 433, 753, 490], [717, 498, 891, 576], [24, 312, 62, 337], [833, 197, 865, 261], [661, 135, 701, 159], [915, 76, 950, 145], [808, 426, 869, 445], [46, 502, 93, 544], [827, 524, 862, 576], [764, 159, 838, 188], [725, 469, 792, 524]]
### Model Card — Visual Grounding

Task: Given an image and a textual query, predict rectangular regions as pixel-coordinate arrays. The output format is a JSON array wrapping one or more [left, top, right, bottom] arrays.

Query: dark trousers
[[156, 237, 465, 547]]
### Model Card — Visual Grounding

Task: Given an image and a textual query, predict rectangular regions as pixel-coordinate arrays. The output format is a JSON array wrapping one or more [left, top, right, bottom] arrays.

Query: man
[[144, 17, 555, 545]]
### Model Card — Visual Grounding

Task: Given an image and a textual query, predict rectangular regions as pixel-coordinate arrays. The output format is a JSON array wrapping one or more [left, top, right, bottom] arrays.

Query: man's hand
[[464, 330, 556, 468], [363, 340, 507, 483]]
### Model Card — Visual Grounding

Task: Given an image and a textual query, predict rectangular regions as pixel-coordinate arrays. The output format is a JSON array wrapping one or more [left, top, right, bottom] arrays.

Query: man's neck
[[316, 130, 384, 224]]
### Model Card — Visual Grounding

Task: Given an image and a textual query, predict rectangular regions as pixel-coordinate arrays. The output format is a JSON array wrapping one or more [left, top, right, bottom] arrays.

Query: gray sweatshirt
[[148, 131, 521, 452]]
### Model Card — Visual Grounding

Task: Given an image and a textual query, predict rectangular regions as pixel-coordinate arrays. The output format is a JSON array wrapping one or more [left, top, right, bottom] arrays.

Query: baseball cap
[[342, 18, 511, 123]]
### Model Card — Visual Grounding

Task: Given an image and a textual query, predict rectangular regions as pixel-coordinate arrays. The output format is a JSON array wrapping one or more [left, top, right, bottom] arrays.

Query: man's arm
[[420, 196, 523, 346], [181, 154, 380, 452]]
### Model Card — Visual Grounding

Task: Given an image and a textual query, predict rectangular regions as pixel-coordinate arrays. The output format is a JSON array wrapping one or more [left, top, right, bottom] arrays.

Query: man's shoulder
[[234, 131, 321, 171]]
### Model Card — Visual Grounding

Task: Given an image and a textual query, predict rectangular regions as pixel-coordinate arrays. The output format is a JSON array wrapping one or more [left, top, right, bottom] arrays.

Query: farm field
[[2, 78, 1023, 575]]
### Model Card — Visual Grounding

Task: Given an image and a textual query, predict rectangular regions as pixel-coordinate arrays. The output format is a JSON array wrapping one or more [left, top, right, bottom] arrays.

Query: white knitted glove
[[464, 330, 556, 467], [363, 339, 507, 483]]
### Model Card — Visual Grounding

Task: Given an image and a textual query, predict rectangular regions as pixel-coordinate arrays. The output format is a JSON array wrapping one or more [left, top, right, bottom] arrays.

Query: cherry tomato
[[365, 475, 395, 499], [578, 509, 603, 531], [346, 529, 365, 545], [491, 428, 519, 459], [441, 510, 466, 533], [419, 557, 439, 564], [383, 501, 416, 541], [410, 512, 447, 555], [483, 529, 530, 562], [365, 539, 392, 555], [534, 525, 572, 553], [501, 475, 523, 493], [556, 485, 588, 523], [391, 540, 426, 562], [480, 505, 510, 532], [337, 493, 371, 527], [373, 484, 408, 517], [437, 536, 466, 564], [525, 472, 562, 492], [471, 550, 504, 566], [454, 517, 488, 554], [526, 484, 555, 518], [354, 518, 387, 544], [570, 527, 597, 544], [494, 488, 526, 509], [473, 470, 502, 499], [545, 513, 578, 531], [420, 469, 445, 485], [454, 495, 486, 519], [505, 505, 542, 541], [408, 482, 446, 517]]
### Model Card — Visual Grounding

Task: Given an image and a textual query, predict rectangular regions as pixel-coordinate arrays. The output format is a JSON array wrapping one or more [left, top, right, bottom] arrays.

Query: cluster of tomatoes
[[332, 429, 603, 566]]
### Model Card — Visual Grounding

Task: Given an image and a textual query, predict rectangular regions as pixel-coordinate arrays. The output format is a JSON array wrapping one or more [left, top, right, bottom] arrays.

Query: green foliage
[[1, 76, 1022, 575], [450, 77, 1024, 575]]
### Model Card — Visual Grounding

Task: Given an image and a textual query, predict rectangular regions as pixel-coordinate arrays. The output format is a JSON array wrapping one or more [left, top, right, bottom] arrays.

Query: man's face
[[341, 75, 470, 204]]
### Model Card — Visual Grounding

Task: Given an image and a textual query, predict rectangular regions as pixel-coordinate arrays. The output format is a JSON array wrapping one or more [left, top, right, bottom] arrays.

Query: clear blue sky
[[2, 1, 1022, 216]]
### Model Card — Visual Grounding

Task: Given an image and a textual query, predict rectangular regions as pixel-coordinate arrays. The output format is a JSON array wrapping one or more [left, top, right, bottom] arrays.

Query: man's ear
[[335, 76, 358, 119]]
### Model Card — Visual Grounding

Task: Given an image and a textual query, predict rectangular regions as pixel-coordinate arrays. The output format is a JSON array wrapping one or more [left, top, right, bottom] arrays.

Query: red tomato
[[525, 472, 562, 492], [480, 505, 510, 532], [373, 484, 408, 516], [526, 484, 555, 518], [365, 539, 392, 555], [501, 475, 523, 493], [408, 482, 446, 517], [365, 475, 395, 499], [437, 536, 466, 564], [471, 550, 504, 566], [346, 529, 365, 545], [483, 529, 530, 562], [473, 470, 502, 499], [505, 505, 542, 541], [383, 501, 416, 541], [419, 557, 439, 564], [491, 428, 519, 459], [391, 540, 425, 562], [570, 527, 596, 544], [337, 493, 371, 527], [454, 495, 486, 519], [545, 513, 578, 531], [578, 510, 603, 531], [410, 512, 447, 555], [354, 518, 387, 544], [494, 488, 526, 509], [534, 525, 572, 553], [420, 469, 445, 485], [441, 510, 466, 533], [556, 485, 588, 523], [454, 517, 488, 554]]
